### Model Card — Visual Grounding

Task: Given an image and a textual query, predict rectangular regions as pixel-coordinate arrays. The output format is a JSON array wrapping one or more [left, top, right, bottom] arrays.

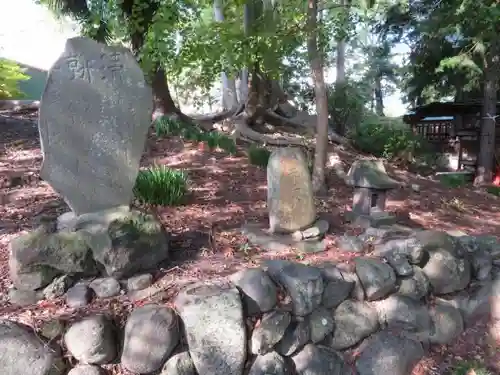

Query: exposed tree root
[[231, 114, 314, 148]]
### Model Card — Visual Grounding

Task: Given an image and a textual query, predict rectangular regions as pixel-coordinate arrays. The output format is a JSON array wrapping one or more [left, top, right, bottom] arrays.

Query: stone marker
[[267, 147, 316, 233], [38, 36, 153, 215]]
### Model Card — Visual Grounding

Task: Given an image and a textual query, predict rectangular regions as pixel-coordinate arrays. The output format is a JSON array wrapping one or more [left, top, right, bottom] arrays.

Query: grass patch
[[248, 144, 271, 168], [450, 360, 492, 375], [486, 185, 500, 197], [134, 165, 188, 206], [154, 116, 237, 155], [438, 173, 469, 188]]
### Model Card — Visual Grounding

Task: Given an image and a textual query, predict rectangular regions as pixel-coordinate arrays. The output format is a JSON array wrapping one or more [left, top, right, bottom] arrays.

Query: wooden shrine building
[[403, 101, 500, 172]]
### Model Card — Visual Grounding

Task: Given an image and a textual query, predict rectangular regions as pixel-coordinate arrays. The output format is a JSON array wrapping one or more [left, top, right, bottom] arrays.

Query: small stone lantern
[[345, 159, 399, 227]]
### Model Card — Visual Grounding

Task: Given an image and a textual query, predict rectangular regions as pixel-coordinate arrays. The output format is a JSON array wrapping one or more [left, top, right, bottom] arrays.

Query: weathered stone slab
[[174, 281, 246, 375], [267, 147, 316, 233], [39, 36, 153, 215]]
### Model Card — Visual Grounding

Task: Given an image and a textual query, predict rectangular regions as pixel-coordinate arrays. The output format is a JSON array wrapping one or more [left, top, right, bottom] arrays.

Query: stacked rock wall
[[2, 227, 500, 375]]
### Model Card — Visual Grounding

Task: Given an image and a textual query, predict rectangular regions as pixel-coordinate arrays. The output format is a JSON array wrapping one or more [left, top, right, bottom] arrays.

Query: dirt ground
[[1, 110, 500, 374]]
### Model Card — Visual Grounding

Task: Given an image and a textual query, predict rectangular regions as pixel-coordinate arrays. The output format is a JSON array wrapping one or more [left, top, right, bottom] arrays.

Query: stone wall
[[2, 227, 500, 375]]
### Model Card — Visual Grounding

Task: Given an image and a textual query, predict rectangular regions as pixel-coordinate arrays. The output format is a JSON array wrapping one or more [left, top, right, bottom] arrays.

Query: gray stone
[[292, 220, 329, 241], [43, 274, 73, 300], [230, 268, 277, 315], [175, 281, 246, 375], [385, 253, 413, 276], [248, 352, 288, 375], [345, 159, 399, 189], [413, 230, 465, 257], [373, 237, 425, 264], [160, 351, 197, 375], [471, 250, 493, 281], [82, 210, 169, 279], [8, 225, 97, 290], [265, 260, 323, 316], [396, 267, 430, 300], [66, 283, 92, 307], [428, 302, 464, 344], [374, 295, 432, 340], [337, 235, 365, 253], [421, 248, 471, 294], [321, 277, 353, 309], [455, 234, 500, 257], [292, 344, 354, 375], [274, 320, 310, 356], [8, 288, 42, 306], [121, 304, 179, 374], [39, 36, 153, 215], [361, 225, 415, 245], [308, 307, 334, 343], [64, 315, 116, 364], [251, 310, 291, 355], [89, 277, 121, 298], [355, 258, 396, 300], [67, 365, 103, 375], [328, 300, 379, 350], [336, 263, 365, 301], [355, 331, 424, 375], [267, 148, 316, 233], [126, 273, 153, 291], [0, 320, 64, 375]]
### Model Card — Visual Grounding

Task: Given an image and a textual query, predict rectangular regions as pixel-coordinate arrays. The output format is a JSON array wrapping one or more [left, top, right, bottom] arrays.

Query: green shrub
[[217, 134, 237, 154], [248, 145, 271, 168], [350, 116, 428, 163], [0, 59, 29, 99], [154, 116, 237, 154], [487, 185, 500, 196], [439, 173, 469, 188], [451, 360, 492, 375], [134, 165, 188, 206]]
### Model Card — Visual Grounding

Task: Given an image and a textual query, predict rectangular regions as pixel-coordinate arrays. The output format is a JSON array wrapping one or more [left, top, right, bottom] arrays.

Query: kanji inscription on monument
[[38, 36, 153, 215]]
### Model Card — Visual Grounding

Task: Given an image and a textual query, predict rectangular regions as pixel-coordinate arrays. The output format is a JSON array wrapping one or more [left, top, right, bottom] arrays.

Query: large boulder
[[79, 209, 170, 279], [9, 223, 97, 290], [0, 320, 65, 375], [121, 304, 180, 373], [64, 315, 116, 365], [265, 260, 324, 316], [355, 331, 424, 375], [175, 281, 246, 375], [421, 247, 470, 294], [267, 147, 316, 233]]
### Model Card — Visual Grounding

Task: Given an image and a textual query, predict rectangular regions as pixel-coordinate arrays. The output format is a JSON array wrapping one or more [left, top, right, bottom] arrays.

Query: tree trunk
[[474, 46, 499, 185], [307, 0, 329, 194], [374, 75, 384, 116], [214, 0, 239, 110], [151, 66, 190, 122]]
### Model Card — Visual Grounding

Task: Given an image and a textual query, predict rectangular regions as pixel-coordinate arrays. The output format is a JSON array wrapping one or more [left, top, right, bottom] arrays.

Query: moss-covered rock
[[9, 223, 98, 290], [83, 210, 169, 279]]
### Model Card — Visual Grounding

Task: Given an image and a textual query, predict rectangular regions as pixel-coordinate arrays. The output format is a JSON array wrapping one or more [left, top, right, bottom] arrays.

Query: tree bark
[[214, 0, 239, 110], [474, 44, 500, 185], [307, 0, 329, 194], [151, 66, 191, 122], [374, 75, 384, 116]]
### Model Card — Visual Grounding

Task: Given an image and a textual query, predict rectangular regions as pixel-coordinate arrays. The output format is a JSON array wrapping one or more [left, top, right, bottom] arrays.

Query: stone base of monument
[[7, 206, 169, 307], [344, 210, 397, 228], [241, 219, 329, 254]]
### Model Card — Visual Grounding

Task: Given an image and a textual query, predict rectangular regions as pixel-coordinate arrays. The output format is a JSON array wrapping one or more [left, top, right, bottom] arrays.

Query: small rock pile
[[7, 207, 169, 307], [2, 226, 500, 375]]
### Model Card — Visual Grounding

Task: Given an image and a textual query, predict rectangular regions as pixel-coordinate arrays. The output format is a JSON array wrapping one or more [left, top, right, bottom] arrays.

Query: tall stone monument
[[267, 147, 316, 233], [38, 36, 153, 215]]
